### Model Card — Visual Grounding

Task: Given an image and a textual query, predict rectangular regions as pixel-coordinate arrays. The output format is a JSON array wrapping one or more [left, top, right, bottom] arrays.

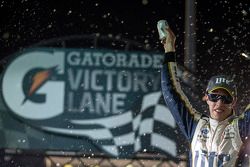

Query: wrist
[[164, 48, 176, 53], [164, 52, 176, 63], [164, 44, 176, 53]]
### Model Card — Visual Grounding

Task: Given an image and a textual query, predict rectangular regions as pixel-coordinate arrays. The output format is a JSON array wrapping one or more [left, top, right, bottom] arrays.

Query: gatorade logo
[[22, 66, 58, 104], [1, 50, 65, 119]]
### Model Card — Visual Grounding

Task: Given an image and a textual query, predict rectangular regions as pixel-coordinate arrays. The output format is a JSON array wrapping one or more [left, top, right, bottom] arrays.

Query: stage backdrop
[[0, 48, 187, 159]]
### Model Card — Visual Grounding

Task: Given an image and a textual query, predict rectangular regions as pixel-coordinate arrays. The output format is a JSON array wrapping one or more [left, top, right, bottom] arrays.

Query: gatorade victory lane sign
[[1, 48, 180, 158]]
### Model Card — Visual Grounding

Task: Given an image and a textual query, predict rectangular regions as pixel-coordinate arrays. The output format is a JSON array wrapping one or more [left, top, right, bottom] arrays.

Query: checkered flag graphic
[[133, 92, 177, 157], [0, 90, 182, 158], [41, 91, 179, 158]]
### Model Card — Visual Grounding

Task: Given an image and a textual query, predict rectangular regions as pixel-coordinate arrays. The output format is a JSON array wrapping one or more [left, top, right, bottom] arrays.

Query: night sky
[[0, 0, 249, 110]]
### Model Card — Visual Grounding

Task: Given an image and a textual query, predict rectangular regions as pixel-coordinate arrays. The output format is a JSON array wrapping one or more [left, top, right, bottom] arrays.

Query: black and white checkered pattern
[[0, 91, 186, 159], [64, 91, 181, 158]]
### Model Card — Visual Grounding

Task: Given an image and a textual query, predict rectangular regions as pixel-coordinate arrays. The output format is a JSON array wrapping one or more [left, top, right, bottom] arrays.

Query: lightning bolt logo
[[22, 66, 58, 104]]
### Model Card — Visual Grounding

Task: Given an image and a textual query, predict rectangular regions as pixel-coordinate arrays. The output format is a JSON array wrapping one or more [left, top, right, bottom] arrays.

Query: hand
[[161, 27, 176, 53]]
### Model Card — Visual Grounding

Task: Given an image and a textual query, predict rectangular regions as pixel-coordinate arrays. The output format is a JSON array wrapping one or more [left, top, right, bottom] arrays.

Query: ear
[[231, 97, 237, 109], [203, 94, 209, 104]]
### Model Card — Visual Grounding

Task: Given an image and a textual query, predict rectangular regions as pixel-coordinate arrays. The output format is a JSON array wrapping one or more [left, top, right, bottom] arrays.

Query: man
[[160, 24, 250, 166]]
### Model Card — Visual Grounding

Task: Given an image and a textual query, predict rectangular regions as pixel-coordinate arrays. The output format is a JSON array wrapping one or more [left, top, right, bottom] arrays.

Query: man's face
[[205, 89, 236, 122]]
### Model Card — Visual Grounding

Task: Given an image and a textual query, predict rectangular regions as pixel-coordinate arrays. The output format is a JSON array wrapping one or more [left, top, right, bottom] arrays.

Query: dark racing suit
[[161, 52, 250, 167]]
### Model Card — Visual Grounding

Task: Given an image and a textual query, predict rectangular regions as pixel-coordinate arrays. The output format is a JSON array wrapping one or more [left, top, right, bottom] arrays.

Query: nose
[[215, 99, 224, 106]]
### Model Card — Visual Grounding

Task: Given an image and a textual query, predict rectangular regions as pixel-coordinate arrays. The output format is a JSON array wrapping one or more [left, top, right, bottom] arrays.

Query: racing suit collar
[[209, 114, 236, 126]]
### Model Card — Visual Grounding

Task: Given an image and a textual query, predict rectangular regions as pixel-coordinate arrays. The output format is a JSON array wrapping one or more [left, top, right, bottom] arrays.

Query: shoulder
[[237, 105, 250, 135], [198, 114, 209, 123], [240, 104, 250, 119], [245, 104, 250, 112]]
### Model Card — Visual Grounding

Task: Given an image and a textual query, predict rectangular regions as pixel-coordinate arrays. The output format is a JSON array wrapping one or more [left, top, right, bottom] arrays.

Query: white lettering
[[103, 70, 116, 91], [103, 53, 116, 67], [116, 53, 127, 67], [215, 78, 226, 84], [141, 54, 152, 68], [96, 93, 111, 114], [67, 51, 80, 65], [92, 52, 103, 66], [133, 72, 148, 92], [66, 69, 159, 93], [66, 51, 164, 69], [128, 54, 140, 68], [117, 71, 132, 92], [81, 52, 93, 66], [91, 70, 104, 91], [83, 69, 90, 90], [153, 54, 163, 68], [80, 92, 95, 114], [68, 92, 127, 115], [67, 68, 83, 90], [112, 93, 126, 114]]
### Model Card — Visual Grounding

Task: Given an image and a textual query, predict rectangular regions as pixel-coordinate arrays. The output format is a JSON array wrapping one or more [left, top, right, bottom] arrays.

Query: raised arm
[[159, 24, 202, 142], [237, 105, 250, 165]]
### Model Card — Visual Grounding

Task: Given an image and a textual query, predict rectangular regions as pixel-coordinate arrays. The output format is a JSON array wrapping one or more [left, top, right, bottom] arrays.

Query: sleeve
[[239, 105, 250, 140], [161, 52, 202, 142], [237, 106, 250, 166]]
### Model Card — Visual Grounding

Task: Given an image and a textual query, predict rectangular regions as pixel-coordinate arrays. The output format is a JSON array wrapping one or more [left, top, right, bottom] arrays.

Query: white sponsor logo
[[2, 51, 65, 119]]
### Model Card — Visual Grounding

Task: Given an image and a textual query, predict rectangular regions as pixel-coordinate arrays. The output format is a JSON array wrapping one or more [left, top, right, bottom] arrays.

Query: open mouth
[[214, 109, 224, 113]]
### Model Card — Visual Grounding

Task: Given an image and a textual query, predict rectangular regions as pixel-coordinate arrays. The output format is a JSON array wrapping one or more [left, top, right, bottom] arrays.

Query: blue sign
[[0, 48, 182, 158]]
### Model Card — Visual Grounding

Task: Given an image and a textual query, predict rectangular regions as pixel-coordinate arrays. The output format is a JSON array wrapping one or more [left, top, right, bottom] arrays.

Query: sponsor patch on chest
[[197, 127, 210, 142]]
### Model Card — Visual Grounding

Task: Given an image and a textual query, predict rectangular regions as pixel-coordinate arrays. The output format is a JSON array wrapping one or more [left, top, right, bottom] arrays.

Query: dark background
[[0, 0, 249, 111]]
